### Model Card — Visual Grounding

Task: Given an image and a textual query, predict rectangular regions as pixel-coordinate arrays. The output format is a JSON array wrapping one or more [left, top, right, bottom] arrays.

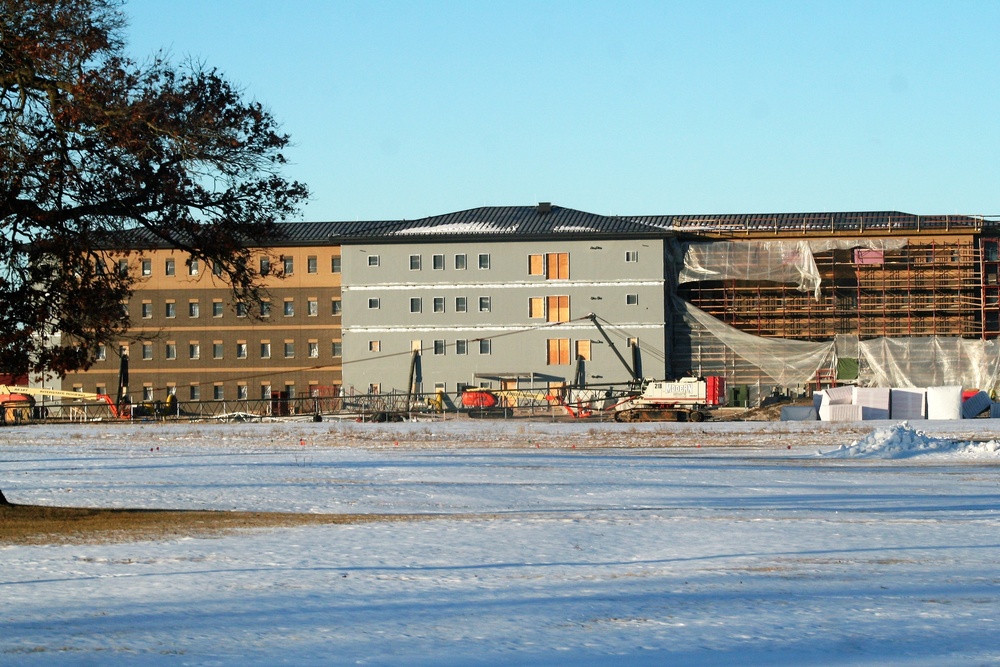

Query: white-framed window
[[260, 256, 270, 274], [260, 342, 271, 359], [332, 299, 342, 315], [455, 339, 467, 355], [409, 255, 422, 270], [432, 254, 445, 270], [478, 253, 490, 269], [213, 261, 223, 277], [261, 384, 271, 400], [284, 342, 294, 358], [236, 302, 247, 318], [237, 385, 248, 400], [455, 296, 467, 313], [332, 341, 342, 357], [189, 301, 199, 318], [626, 293, 639, 305], [143, 386, 154, 401], [307, 256, 317, 273], [479, 296, 491, 312], [368, 254, 380, 267], [260, 301, 271, 317], [433, 297, 445, 313], [433, 339, 446, 355], [214, 385, 225, 401], [479, 339, 492, 354], [236, 342, 247, 359], [97, 345, 106, 360], [625, 250, 639, 262], [165, 258, 175, 276], [142, 343, 152, 360], [410, 297, 422, 313], [213, 343, 223, 359], [141, 259, 151, 276], [165, 302, 176, 318], [117, 258, 129, 277], [190, 385, 200, 401], [188, 258, 199, 276], [368, 298, 380, 309], [212, 301, 224, 317], [284, 300, 294, 317], [307, 299, 318, 316], [308, 342, 319, 358], [331, 256, 341, 273], [141, 303, 152, 319], [165, 343, 176, 360], [189, 343, 200, 360], [455, 254, 467, 270], [283, 256, 294, 274]]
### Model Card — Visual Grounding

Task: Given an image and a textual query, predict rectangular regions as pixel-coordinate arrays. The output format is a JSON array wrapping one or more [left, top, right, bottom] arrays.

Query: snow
[[3, 418, 1000, 665]]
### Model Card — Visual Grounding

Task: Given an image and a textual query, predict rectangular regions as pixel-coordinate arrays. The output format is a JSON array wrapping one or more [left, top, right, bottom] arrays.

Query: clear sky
[[124, 0, 1000, 222]]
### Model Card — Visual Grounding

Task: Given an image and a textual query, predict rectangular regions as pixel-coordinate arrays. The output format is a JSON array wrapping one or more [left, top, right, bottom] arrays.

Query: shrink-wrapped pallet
[[819, 403, 862, 422], [926, 386, 962, 420], [890, 388, 926, 420], [823, 386, 854, 405], [852, 387, 890, 420], [780, 406, 818, 421]]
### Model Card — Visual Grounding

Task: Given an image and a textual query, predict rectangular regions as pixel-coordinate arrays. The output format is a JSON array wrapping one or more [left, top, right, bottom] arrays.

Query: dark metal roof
[[631, 211, 989, 234], [277, 205, 666, 244]]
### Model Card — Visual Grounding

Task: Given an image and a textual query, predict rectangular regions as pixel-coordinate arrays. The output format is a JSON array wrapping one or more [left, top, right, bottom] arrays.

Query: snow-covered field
[[2, 418, 999, 665]]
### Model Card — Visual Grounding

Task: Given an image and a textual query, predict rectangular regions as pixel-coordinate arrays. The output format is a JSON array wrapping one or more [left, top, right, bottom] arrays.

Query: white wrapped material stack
[[818, 403, 863, 422], [780, 406, 818, 421], [823, 386, 854, 405], [853, 387, 890, 420], [961, 391, 991, 419], [926, 385, 963, 420], [890, 388, 927, 420]]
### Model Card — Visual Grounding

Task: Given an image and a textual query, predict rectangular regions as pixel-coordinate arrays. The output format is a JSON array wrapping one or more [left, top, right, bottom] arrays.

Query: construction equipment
[[0, 385, 125, 423], [612, 377, 726, 422]]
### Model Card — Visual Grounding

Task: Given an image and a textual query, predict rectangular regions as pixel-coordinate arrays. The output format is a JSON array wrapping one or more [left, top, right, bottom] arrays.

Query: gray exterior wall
[[341, 238, 666, 395]]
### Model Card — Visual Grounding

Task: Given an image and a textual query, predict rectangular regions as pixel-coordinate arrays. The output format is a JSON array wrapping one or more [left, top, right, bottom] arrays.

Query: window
[[142, 343, 152, 360], [189, 301, 200, 318], [332, 341, 342, 357], [307, 299, 318, 316], [308, 341, 319, 358], [117, 259, 129, 276], [214, 385, 225, 401], [433, 297, 445, 313], [165, 343, 176, 360], [547, 338, 571, 365], [260, 342, 271, 359], [307, 256, 317, 274], [479, 296, 491, 312], [433, 339, 446, 355], [455, 339, 467, 355], [261, 385, 271, 400], [368, 254, 380, 267], [575, 339, 592, 361], [236, 302, 247, 318], [369, 340, 381, 352], [478, 253, 490, 269], [455, 254, 467, 270], [529, 297, 544, 319], [283, 256, 294, 275], [547, 295, 569, 323], [284, 342, 294, 358], [165, 302, 176, 318], [189, 343, 200, 360], [188, 258, 199, 276], [432, 254, 445, 270], [331, 256, 341, 273], [97, 345, 106, 360], [212, 301, 224, 317], [410, 297, 422, 313], [213, 261, 223, 277], [626, 293, 639, 305], [143, 386, 154, 401], [332, 299, 342, 315], [190, 385, 200, 401], [479, 339, 492, 354], [165, 258, 175, 276], [625, 250, 639, 262], [237, 385, 248, 400], [546, 253, 569, 279], [284, 300, 294, 317], [236, 342, 247, 359], [260, 257, 270, 274], [141, 303, 153, 319], [368, 298, 380, 309], [260, 301, 271, 317], [455, 296, 467, 313], [409, 255, 422, 270], [141, 259, 151, 276], [213, 343, 223, 359]]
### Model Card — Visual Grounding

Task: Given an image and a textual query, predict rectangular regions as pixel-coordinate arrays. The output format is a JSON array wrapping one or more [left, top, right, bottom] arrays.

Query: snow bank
[[819, 421, 1000, 459]]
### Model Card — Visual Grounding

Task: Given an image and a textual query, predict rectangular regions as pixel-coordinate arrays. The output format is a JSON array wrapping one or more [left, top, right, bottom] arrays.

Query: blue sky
[[125, 1, 1000, 222]]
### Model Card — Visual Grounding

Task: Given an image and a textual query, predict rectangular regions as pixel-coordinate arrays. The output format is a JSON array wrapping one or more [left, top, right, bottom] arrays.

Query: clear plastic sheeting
[[673, 298, 835, 386], [806, 238, 909, 254], [858, 337, 1000, 393], [678, 241, 822, 298]]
